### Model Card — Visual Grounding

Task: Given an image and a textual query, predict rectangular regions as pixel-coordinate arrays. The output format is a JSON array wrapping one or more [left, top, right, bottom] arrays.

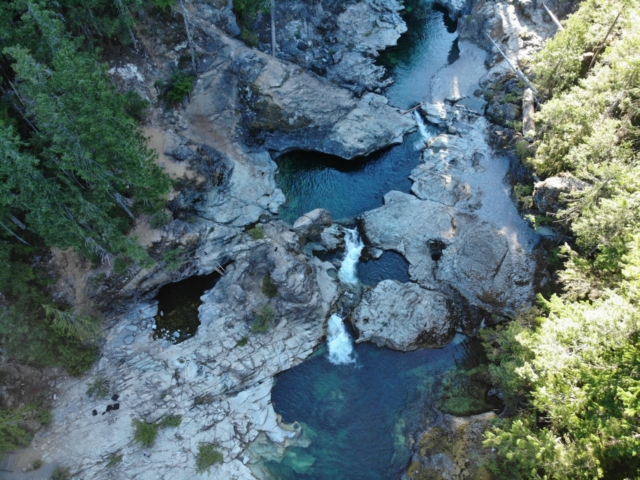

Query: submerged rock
[[407, 412, 498, 480], [351, 280, 455, 350]]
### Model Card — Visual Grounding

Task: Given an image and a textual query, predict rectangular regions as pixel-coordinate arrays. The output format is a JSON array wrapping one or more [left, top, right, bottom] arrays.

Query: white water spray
[[327, 314, 356, 365], [338, 228, 364, 284], [413, 110, 430, 150]]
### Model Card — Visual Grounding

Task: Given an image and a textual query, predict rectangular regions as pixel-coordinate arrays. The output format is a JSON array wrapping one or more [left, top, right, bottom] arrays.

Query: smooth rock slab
[[361, 191, 534, 316], [352, 280, 455, 351]]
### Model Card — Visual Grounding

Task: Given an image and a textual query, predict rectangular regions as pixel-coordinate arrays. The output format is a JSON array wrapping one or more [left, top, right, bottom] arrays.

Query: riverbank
[[1, 0, 574, 478]]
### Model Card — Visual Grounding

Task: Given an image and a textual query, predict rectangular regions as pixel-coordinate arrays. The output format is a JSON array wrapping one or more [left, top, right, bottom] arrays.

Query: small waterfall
[[413, 110, 430, 150], [327, 314, 356, 365], [338, 228, 364, 284]]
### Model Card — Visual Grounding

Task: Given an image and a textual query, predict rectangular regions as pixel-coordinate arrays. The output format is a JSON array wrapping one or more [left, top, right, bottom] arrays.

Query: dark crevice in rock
[[427, 239, 447, 261]]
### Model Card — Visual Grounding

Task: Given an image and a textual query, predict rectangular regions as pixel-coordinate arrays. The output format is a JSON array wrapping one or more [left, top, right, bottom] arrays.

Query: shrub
[[240, 28, 259, 48], [166, 72, 195, 105], [161, 248, 183, 272], [153, 0, 176, 11], [248, 226, 264, 239], [0, 407, 33, 454], [132, 419, 158, 448], [261, 272, 278, 298], [123, 90, 150, 121], [50, 466, 71, 480], [86, 377, 110, 398], [515, 140, 533, 160], [159, 415, 182, 428], [194, 393, 213, 406], [236, 337, 249, 347], [113, 256, 130, 275], [512, 183, 533, 202], [196, 443, 223, 473], [106, 453, 123, 468], [31, 459, 43, 470], [251, 305, 276, 333], [150, 210, 172, 229]]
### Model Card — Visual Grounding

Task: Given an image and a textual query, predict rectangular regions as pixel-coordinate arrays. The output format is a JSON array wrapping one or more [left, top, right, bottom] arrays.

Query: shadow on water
[[265, 336, 490, 480], [275, 133, 424, 224], [357, 251, 411, 285], [153, 271, 222, 343]]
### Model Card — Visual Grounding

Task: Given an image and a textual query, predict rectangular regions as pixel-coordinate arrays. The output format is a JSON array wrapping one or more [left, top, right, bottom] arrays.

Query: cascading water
[[326, 314, 356, 365], [338, 228, 364, 284], [413, 110, 431, 150]]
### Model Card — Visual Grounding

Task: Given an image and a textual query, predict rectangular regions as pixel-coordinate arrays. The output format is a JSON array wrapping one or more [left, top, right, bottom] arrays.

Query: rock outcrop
[[184, 21, 414, 160], [196, 0, 408, 93], [533, 173, 587, 214], [352, 280, 455, 350], [407, 412, 498, 480], [36, 221, 339, 480]]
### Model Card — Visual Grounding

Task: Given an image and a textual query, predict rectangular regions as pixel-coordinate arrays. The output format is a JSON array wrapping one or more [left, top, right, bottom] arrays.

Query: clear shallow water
[[381, 0, 459, 109], [266, 336, 473, 480], [275, 133, 424, 224]]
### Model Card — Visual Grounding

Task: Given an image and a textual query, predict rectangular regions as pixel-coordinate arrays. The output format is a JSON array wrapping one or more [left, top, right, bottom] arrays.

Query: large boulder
[[533, 173, 588, 214], [361, 190, 534, 316], [351, 280, 456, 351], [233, 48, 415, 159]]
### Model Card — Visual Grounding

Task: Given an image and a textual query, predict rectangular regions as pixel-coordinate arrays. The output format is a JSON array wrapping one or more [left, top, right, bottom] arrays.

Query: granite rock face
[[235, 48, 415, 158], [197, 0, 407, 93], [183, 21, 414, 161], [352, 280, 455, 350], [362, 108, 538, 319], [36, 221, 340, 480], [533, 173, 588, 214]]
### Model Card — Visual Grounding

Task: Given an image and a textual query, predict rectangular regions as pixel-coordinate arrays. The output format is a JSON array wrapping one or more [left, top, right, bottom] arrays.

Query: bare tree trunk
[[114, 0, 139, 51], [270, 0, 277, 56], [486, 34, 538, 94], [588, 9, 624, 71], [0, 222, 30, 245], [179, 0, 198, 73], [542, 2, 564, 31], [522, 88, 536, 138]]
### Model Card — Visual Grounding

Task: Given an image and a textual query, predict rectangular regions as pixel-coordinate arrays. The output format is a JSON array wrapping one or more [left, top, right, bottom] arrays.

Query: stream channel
[[251, 2, 495, 479]]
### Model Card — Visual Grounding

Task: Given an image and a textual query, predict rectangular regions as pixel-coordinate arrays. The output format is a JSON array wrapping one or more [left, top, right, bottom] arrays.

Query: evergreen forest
[[0, 0, 174, 375], [483, 0, 640, 478], [0, 0, 639, 477]]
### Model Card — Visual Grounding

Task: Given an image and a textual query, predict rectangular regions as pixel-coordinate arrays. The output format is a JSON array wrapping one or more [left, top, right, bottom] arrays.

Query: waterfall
[[327, 314, 356, 365], [338, 228, 364, 284], [413, 110, 430, 150]]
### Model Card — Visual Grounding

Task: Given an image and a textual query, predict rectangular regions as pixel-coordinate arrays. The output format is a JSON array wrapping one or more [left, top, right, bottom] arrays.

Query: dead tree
[[542, 2, 564, 31], [486, 34, 538, 94], [270, 0, 277, 56], [179, 0, 198, 73]]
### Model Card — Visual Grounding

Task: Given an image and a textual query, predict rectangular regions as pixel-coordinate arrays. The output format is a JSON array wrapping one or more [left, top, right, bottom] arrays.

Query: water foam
[[338, 228, 364, 284], [413, 110, 430, 150], [327, 314, 356, 365]]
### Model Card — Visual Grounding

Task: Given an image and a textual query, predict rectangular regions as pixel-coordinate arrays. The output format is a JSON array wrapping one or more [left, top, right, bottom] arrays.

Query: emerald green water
[[275, 0, 457, 225], [275, 136, 424, 224], [264, 337, 485, 480], [257, 3, 474, 479]]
